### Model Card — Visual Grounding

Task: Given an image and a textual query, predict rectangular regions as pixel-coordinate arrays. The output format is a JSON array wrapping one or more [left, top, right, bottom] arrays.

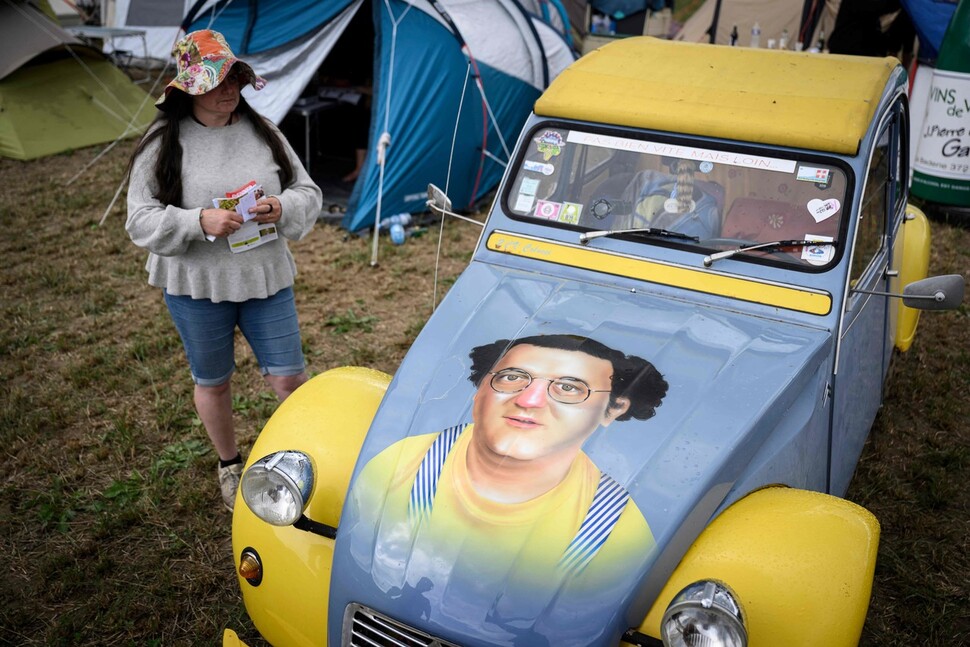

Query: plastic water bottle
[[378, 213, 410, 245], [591, 14, 607, 35], [378, 213, 411, 230], [809, 29, 825, 53], [779, 29, 790, 50], [750, 22, 761, 48], [390, 223, 406, 245]]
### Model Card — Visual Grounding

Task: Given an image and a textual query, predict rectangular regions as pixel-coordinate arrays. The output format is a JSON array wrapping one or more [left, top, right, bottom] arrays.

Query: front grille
[[343, 603, 460, 647]]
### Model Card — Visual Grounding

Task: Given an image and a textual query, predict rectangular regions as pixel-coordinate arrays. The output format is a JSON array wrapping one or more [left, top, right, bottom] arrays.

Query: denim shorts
[[164, 287, 306, 386]]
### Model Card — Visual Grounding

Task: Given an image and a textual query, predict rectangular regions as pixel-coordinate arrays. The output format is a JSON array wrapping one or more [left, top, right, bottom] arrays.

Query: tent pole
[[371, 0, 411, 266], [432, 63, 472, 311], [99, 178, 127, 226], [370, 132, 392, 266]]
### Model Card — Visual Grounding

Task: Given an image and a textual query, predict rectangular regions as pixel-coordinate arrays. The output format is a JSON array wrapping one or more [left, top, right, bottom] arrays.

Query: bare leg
[[195, 381, 237, 461], [342, 148, 367, 183], [265, 371, 308, 401]]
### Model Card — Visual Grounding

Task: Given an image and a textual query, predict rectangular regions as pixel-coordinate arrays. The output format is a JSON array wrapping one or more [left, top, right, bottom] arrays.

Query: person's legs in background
[[342, 146, 367, 183], [341, 99, 370, 183]]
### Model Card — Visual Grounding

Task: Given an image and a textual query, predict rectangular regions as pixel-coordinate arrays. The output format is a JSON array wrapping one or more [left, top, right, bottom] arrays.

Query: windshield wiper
[[579, 227, 700, 245], [702, 239, 838, 267]]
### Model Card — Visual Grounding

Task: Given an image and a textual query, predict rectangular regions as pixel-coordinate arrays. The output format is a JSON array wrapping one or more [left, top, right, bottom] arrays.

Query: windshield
[[503, 126, 851, 269]]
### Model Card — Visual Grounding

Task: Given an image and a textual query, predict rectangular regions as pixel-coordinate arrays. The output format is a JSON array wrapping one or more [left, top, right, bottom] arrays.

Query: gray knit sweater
[[126, 114, 322, 303]]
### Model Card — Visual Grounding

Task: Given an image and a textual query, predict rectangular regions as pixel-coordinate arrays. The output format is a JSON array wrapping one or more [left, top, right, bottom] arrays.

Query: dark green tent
[[0, 0, 155, 160]]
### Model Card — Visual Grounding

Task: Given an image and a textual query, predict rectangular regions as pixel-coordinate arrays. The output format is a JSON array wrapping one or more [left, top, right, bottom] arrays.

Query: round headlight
[[240, 450, 314, 526], [660, 580, 747, 647]]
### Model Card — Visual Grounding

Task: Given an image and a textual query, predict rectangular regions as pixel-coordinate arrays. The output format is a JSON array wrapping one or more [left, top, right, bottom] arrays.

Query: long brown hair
[[126, 90, 294, 206]]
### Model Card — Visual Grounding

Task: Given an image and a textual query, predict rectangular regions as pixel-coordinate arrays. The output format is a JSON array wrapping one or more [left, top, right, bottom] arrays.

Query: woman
[[126, 30, 323, 512]]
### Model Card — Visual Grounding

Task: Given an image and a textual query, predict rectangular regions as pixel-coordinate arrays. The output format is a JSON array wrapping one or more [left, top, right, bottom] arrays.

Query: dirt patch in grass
[[0, 141, 967, 646]]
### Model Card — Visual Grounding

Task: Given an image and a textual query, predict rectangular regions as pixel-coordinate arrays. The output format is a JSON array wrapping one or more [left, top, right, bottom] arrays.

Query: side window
[[850, 120, 892, 284], [892, 102, 908, 222]]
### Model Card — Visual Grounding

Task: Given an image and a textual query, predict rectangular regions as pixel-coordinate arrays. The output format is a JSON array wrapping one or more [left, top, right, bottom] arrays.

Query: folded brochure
[[209, 181, 278, 253]]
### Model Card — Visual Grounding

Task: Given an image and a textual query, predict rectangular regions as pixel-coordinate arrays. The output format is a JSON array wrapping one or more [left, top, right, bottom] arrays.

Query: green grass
[[325, 308, 379, 334]]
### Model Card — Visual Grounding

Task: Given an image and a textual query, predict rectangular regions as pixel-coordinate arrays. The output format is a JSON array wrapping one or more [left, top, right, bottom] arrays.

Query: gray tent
[[0, 0, 155, 160]]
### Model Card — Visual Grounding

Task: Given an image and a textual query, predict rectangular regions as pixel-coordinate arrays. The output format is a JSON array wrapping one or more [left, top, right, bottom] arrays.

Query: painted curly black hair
[[468, 334, 667, 422]]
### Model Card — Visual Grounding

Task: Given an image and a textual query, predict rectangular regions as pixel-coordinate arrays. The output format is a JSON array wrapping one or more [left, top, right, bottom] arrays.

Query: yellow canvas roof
[[534, 37, 901, 155]]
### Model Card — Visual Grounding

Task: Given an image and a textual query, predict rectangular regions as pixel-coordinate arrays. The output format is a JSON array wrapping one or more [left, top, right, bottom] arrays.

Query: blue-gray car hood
[[329, 261, 833, 647]]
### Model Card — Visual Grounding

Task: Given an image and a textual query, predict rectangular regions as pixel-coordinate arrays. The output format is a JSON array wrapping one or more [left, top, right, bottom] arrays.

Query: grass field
[[0, 138, 967, 646]]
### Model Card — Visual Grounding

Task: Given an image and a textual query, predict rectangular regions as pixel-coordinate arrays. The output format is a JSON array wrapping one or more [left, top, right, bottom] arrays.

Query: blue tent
[[179, 0, 575, 231]]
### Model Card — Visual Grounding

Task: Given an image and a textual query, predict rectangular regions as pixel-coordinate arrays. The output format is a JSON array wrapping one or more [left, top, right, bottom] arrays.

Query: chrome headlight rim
[[240, 450, 315, 526], [660, 579, 747, 647]]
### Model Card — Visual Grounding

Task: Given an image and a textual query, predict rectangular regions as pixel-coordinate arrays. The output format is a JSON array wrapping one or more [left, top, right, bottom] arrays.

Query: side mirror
[[427, 184, 452, 214], [902, 274, 965, 311]]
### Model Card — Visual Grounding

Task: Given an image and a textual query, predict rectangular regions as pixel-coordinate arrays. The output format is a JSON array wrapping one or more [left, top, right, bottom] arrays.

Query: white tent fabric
[[102, 0, 358, 123], [241, 2, 360, 124], [104, 0, 195, 61], [408, 0, 574, 89]]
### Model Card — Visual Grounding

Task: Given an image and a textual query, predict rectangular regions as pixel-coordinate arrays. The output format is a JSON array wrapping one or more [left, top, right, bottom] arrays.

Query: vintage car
[[223, 38, 964, 647]]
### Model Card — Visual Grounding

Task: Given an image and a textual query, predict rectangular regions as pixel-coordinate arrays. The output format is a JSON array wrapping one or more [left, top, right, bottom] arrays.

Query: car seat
[[721, 197, 840, 242]]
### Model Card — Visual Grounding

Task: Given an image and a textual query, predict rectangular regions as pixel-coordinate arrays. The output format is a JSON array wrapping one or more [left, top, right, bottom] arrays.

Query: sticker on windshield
[[802, 235, 835, 265], [806, 198, 840, 222], [796, 166, 831, 185], [515, 194, 536, 213], [534, 131, 565, 160], [523, 160, 555, 176], [534, 200, 562, 220], [699, 161, 714, 173], [566, 131, 797, 173], [560, 202, 583, 224], [519, 178, 540, 196]]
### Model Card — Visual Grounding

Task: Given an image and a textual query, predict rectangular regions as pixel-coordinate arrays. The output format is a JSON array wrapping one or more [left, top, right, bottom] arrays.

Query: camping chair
[[721, 194, 840, 241]]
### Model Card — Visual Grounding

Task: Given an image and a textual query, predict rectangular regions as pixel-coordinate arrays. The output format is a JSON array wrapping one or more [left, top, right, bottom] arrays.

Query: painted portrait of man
[[343, 334, 668, 643]]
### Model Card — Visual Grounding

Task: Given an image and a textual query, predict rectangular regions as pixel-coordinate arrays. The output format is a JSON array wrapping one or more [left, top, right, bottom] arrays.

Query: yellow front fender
[[636, 487, 879, 647], [231, 366, 392, 647], [893, 205, 931, 352]]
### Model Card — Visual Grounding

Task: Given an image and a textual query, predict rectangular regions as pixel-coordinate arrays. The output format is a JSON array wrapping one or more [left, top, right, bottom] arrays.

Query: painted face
[[471, 344, 629, 463], [192, 67, 242, 125]]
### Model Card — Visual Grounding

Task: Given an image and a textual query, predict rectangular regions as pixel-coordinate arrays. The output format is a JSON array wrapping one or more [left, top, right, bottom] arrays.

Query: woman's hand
[[251, 196, 283, 224], [200, 208, 244, 237]]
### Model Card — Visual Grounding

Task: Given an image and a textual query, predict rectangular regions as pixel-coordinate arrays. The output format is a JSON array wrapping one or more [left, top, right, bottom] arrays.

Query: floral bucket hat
[[156, 30, 266, 108]]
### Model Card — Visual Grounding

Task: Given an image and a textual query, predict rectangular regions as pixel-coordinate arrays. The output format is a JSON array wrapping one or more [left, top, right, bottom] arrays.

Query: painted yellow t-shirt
[[345, 425, 655, 639]]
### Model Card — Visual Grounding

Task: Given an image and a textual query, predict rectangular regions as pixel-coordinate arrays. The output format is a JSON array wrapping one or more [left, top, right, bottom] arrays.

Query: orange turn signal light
[[239, 549, 262, 586]]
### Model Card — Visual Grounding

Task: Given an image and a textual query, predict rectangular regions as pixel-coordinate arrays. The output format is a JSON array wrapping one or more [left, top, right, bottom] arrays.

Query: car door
[[829, 99, 907, 496]]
